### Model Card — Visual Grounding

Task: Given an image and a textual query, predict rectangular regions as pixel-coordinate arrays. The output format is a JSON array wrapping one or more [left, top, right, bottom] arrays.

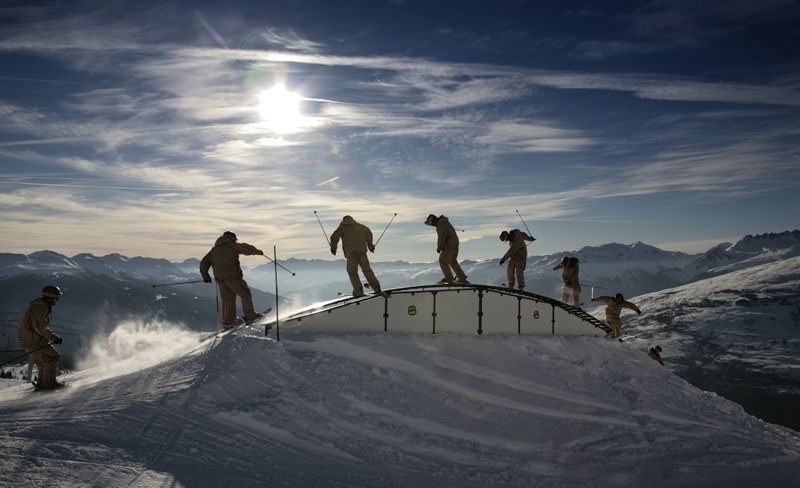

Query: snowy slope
[[616, 253, 800, 378], [602, 252, 800, 430], [1, 327, 798, 488]]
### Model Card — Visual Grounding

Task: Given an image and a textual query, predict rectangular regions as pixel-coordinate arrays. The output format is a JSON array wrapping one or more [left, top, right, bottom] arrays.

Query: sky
[[1, 0, 799, 262]]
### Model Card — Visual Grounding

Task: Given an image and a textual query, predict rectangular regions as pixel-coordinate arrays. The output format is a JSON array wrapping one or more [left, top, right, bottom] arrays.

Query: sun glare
[[258, 84, 305, 134]]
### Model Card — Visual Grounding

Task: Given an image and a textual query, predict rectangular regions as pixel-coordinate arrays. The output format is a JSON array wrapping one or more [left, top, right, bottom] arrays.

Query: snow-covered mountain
[[1, 230, 798, 433]]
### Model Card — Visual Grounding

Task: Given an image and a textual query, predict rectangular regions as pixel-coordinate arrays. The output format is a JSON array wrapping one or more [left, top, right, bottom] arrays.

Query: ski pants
[[606, 313, 622, 338], [439, 246, 467, 282], [30, 343, 59, 389], [560, 280, 581, 306], [346, 252, 381, 294], [506, 256, 526, 290], [217, 276, 256, 326]]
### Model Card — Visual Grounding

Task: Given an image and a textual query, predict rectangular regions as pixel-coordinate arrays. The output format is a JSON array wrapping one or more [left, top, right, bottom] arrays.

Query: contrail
[[316, 176, 339, 186]]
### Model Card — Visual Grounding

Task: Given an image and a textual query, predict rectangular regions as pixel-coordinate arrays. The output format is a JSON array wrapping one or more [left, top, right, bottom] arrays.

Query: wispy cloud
[[0, 1, 797, 260]]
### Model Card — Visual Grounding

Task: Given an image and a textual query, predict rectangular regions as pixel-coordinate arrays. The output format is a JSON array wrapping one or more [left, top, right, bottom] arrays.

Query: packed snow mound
[[1, 330, 798, 487]]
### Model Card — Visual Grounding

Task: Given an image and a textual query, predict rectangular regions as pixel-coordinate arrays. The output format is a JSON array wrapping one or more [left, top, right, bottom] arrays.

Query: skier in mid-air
[[591, 293, 641, 339]]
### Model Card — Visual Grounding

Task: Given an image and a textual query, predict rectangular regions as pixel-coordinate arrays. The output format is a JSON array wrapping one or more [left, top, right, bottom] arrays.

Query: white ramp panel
[[292, 299, 385, 333], [432, 290, 480, 334], [552, 306, 602, 336], [519, 299, 558, 335], [385, 292, 436, 334], [479, 290, 526, 334]]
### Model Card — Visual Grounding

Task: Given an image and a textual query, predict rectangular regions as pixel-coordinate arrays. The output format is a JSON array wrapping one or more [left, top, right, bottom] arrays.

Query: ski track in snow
[[2, 328, 799, 488]]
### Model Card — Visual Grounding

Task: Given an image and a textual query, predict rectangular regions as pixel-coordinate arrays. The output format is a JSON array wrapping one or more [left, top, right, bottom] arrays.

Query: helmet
[[42, 285, 63, 299], [612, 293, 624, 303], [424, 214, 437, 226], [499, 231, 509, 241], [223, 231, 237, 241]]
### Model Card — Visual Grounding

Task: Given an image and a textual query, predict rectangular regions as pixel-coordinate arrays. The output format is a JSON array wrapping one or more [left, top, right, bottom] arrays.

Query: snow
[[1, 322, 799, 487], [617, 253, 800, 383]]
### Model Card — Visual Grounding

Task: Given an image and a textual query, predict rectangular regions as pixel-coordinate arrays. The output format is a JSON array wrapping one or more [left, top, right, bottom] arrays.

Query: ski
[[432, 276, 471, 286], [336, 292, 387, 299], [337, 284, 388, 299], [32, 382, 68, 392], [200, 308, 273, 342]]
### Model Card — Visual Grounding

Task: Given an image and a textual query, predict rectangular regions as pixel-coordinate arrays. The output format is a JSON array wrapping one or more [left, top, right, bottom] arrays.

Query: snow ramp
[[265, 284, 611, 336]]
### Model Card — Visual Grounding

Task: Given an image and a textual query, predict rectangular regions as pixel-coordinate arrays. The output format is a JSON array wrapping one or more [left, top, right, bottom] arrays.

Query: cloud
[[475, 121, 595, 153], [0, 2, 797, 261]]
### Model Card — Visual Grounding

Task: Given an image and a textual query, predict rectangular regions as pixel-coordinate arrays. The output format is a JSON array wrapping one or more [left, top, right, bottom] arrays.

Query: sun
[[258, 84, 305, 134]]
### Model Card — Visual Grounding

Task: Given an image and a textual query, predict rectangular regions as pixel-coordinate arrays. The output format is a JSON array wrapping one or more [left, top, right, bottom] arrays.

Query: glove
[[258, 249, 264, 255], [368, 243, 375, 253], [53, 337, 63, 345], [203, 276, 212, 283], [499, 259, 505, 266], [437, 248, 442, 254], [330, 247, 336, 256]]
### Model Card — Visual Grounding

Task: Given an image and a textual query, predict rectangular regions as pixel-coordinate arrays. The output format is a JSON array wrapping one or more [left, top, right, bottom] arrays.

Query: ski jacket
[[591, 296, 641, 322], [501, 229, 534, 261], [435, 216, 459, 253], [330, 216, 375, 258], [200, 233, 262, 281], [553, 257, 580, 286], [648, 348, 664, 366], [17, 297, 60, 350]]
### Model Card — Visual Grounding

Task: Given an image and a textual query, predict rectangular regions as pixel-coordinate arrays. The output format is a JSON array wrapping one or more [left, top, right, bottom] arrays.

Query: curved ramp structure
[[267, 284, 610, 336]]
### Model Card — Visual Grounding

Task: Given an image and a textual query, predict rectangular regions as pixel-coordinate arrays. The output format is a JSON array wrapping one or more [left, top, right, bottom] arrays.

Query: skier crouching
[[17, 285, 65, 390]]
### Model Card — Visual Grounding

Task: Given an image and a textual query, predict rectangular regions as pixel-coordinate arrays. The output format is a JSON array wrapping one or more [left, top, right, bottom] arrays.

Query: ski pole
[[151, 279, 206, 288], [515, 209, 534, 237], [262, 254, 296, 276], [272, 246, 280, 341], [215, 281, 221, 329], [374, 213, 397, 248], [514, 209, 537, 248], [584, 283, 607, 300], [0, 341, 57, 368], [314, 210, 330, 246]]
